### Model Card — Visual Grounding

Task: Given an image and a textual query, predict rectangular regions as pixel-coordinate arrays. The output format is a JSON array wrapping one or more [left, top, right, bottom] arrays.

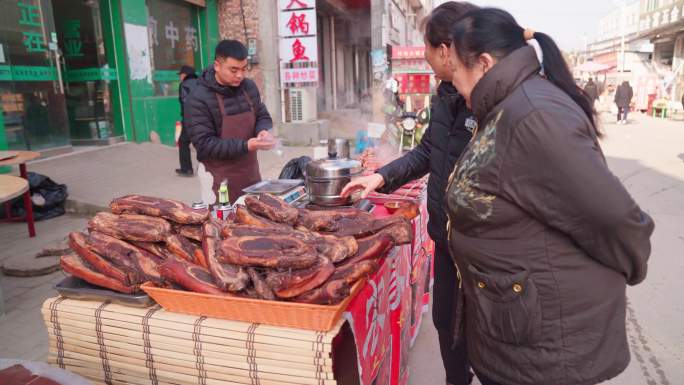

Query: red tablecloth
[[338, 189, 434, 385]]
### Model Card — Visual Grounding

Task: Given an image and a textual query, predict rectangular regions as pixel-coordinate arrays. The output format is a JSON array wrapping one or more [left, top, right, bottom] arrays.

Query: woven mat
[[42, 297, 341, 385]]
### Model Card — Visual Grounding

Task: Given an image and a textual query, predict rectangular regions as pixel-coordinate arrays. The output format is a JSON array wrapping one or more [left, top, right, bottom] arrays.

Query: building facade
[[637, 0, 684, 102], [218, 0, 432, 145], [0, 0, 218, 156], [0, 0, 430, 156]]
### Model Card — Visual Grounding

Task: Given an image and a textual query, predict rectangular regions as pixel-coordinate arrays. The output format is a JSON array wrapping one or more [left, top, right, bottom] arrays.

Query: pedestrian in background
[[583, 77, 599, 106], [341, 3, 478, 384], [444, 8, 653, 385], [615, 80, 633, 124], [176, 65, 198, 176]]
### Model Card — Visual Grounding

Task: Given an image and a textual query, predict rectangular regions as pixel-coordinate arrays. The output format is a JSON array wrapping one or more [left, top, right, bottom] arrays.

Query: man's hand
[[247, 137, 275, 152], [257, 130, 274, 142], [340, 173, 385, 199]]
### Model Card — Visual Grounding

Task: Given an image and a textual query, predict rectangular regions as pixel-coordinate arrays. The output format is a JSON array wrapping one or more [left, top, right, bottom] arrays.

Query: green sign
[[63, 19, 83, 58], [17, 1, 46, 54], [66, 67, 118, 82], [0, 65, 11, 81], [0, 65, 58, 81], [153, 70, 179, 82]]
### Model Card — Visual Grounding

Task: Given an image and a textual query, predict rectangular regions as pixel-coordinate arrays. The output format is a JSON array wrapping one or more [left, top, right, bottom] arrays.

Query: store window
[[54, 0, 117, 143], [0, 0, 69, 151], [147, 0, 197, 96]]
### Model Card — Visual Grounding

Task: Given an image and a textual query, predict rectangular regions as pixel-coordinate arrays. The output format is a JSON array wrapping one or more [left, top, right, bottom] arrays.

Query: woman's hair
[[422, 1, 478, 48], [450, 8, 600, 136]]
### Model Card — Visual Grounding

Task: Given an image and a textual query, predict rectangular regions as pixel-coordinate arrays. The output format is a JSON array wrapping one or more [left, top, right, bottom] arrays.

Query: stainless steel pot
[[327, 138, 350, 159], [305, 157, 362, 206]]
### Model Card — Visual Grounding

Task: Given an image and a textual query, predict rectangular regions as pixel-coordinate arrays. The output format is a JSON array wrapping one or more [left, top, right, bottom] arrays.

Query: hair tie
[[523, 29, 536, 41]]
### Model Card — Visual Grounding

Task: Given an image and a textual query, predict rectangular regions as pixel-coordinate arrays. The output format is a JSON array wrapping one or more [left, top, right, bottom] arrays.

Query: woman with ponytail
[[442, 8, 654, 385]]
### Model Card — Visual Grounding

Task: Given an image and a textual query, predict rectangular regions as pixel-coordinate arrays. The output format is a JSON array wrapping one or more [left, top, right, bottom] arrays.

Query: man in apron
[[184, 40, 275, 203]]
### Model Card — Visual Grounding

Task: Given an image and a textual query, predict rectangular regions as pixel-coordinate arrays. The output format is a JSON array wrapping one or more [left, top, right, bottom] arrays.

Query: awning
[[574, 61, 613, 73]]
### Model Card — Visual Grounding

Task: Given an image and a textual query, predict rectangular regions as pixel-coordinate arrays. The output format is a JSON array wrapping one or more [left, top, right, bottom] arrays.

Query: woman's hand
[[340, 173, 385, 199]]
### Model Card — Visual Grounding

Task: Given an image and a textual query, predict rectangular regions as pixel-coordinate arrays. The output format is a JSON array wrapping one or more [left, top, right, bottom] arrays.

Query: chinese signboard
[[639, 1, 684, 33], [278, 0, 318, 87], [18, 0, 46, 54]]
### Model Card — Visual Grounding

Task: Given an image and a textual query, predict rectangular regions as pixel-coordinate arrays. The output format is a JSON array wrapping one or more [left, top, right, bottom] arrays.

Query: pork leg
[[87, 231, 163, 284], [165, 234, 199, 263], [330, 260, 379, 285], [292, 279, 350, 305], [202, 221, 249, 292], [68, 232, 132, 285], [266, 256, 335, 299], [336, 232, 394, 268], [244, 194, 299, 224], [88, 212, 171, 242], [246, 267, 276, 300], [61, 254, 138, 294], [110, 195, 209, 224], [159, 256, 226, 295]]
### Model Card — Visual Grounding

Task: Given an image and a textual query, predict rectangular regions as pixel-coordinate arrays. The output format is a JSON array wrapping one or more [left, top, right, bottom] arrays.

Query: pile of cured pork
[[61, 194, 417, 305]]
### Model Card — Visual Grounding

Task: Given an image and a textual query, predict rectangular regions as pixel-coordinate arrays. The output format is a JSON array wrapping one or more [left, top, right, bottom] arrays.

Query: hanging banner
[[278, 0, 318, 88]]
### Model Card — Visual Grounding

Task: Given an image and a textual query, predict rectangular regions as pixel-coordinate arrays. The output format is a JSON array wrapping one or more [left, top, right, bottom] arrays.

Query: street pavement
[[1, 112, 682, 385]]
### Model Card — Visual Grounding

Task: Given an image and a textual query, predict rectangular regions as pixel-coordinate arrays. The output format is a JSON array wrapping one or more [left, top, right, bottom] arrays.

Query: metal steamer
[[305, 139, 362, 206]]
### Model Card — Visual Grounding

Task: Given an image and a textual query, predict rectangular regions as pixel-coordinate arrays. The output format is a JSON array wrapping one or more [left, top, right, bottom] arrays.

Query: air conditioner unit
[[288, 88, 316, 122]]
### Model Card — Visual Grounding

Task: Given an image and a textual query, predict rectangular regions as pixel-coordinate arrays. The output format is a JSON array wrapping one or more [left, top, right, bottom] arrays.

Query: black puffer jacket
[[184, 68, 273, 161], [178, 73, 198, 119], [377, 82, 473, 248]]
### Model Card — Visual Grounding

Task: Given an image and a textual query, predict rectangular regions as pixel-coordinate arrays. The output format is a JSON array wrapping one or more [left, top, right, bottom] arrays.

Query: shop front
[[0, 0, 217, 156]]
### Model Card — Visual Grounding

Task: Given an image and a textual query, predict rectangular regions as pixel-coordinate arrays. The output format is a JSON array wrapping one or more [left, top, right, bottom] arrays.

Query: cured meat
[[61, 254, 137, 294], [159, 256, 226, 295], [88, 212, 171, 242], [244, 194, 299, 224], [110, 195, 209, 224], [131, 241, 169, 259], [175, 224, 203, 242], [220, 235, 318, 269], [68, 232, 131, 285], [165, 234, 200, 263], [373, 218, 414, 245], [331, 260, 379, 285], [234, 205, 289, 229], [292, 279, 350, 305], [295, 203, 418, 241], [337, 232, 394, 268], [246, 267, 276, 300], [265, 256, 334, 298], [224, 224, 357, 263], [297, 208, 372, 233], [0, 364, 62, 385], [87, 231, 163, 283], [315, 234, 358, 263], [202, 220, 249, 292], [222, 223, 316, 242]]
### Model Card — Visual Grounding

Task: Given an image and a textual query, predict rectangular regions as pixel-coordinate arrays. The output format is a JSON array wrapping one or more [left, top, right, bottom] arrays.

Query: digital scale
[[240, 179, 308, 205]]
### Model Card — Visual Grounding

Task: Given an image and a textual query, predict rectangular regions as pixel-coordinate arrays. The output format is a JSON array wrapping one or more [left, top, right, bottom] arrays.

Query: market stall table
[[0, 150, 41, 237], [41, 182, 434, 385]]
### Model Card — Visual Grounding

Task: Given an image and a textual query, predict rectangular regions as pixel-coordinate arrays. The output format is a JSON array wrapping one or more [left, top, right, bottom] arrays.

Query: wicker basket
[[141, 280, 365, 331]]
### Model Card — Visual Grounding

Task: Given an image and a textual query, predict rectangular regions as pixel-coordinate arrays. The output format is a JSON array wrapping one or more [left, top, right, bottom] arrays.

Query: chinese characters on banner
[[18, 1, 46, 53], [148, 16, 197, 52], [278, 0, 318, 87]]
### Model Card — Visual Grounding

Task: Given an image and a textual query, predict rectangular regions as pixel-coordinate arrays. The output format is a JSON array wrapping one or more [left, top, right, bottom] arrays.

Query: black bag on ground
[[278, 156, 311, 180], [1, 172, 68, 221]]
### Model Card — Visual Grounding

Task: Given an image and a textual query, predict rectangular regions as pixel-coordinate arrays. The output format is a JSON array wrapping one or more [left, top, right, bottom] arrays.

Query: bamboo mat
[[42, 297, 342, 385]]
